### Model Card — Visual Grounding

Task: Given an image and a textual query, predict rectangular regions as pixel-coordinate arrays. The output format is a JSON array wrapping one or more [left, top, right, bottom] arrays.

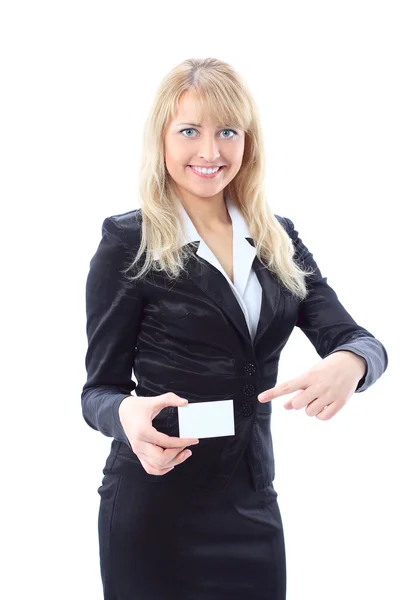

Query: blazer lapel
[[187, 238, 282, 349], [252, 248, 282, 348]]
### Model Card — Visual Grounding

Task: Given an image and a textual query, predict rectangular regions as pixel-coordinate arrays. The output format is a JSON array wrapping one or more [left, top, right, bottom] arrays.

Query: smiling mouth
[[187, 165, 225, 178], [187, 165, 226, 171]]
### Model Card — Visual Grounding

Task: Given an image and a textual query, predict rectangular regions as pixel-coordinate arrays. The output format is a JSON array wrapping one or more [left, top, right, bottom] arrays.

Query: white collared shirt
[[176, 191, 262, 342]]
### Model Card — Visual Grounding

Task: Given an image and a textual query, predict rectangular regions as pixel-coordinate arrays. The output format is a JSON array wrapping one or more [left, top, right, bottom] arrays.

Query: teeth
[[192, 166, 220, 174]]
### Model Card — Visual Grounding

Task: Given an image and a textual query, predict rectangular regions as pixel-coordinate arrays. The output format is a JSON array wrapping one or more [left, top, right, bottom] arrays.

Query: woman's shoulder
[[105, 208, 143, 246], [274, 214, 287, 227]]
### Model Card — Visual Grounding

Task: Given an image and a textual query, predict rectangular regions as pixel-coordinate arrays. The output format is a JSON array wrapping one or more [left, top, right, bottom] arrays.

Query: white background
[[1, 1, 398, 598]]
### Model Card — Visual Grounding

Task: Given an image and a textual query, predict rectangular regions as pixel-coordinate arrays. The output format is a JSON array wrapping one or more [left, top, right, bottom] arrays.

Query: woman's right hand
[[118, 392, 199, 476]]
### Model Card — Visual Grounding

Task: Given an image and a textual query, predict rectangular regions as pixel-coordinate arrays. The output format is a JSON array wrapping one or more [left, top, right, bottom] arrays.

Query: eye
[[179, 128, 238, 139]]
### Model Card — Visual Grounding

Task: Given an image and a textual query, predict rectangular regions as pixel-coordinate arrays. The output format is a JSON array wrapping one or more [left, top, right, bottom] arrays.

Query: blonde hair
[[122, 57, 314, 300]]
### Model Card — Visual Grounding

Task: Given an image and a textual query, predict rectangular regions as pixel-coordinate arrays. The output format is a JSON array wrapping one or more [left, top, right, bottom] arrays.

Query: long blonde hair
[[122, 57, 314, 300]]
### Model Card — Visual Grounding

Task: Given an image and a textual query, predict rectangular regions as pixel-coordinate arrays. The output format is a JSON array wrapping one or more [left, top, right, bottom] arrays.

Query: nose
[[196, 132, 222, 164]]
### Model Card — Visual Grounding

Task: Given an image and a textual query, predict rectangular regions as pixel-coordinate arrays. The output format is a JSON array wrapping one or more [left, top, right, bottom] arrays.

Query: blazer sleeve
[[81, 216, 143, 447], [285, 217, 388, 392]]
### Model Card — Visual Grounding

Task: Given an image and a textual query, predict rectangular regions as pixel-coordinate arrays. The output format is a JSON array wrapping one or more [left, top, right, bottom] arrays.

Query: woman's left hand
[[257, 350, 367, 420]]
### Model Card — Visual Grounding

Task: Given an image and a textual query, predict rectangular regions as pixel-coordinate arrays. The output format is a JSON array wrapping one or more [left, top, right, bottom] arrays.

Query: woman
[[81, 58, 388, 599]]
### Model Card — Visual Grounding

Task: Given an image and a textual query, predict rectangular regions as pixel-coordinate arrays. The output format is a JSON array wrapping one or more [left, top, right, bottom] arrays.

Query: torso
[[198, 224, 234, 285]]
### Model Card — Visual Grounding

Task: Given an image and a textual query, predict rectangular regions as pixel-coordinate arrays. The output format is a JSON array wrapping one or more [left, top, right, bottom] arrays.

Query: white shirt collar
[[175, 190, 257, 297], [152, 191, 257, 297]]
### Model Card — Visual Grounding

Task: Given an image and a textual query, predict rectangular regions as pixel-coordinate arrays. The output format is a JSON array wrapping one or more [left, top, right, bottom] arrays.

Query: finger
[[288, 389, 318, 410], [138, 424, 199, 449], [283, 389, 305, 410], [140, 447, 193, 474], [150, 393, 190, 420], [134, 428, 197, 468], [315, 401, 339, 421], [138, 441, 190, 468], [258, 376, 306, 402], [140, 456, 175, 475]]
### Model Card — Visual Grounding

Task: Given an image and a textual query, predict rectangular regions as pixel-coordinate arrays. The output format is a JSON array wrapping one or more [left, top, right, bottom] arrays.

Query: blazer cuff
[[325, 336, 388, 393], [112, 394, 133, 449], [81, 388, 133, 449]]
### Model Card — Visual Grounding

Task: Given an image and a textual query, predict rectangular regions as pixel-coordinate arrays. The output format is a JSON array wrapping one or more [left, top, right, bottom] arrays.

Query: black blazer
[[81, 210, 388, 491]]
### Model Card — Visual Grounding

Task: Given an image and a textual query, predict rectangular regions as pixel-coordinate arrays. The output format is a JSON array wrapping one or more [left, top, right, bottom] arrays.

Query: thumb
[[150, 392, 189, 418], [159, 392, 189, 407]]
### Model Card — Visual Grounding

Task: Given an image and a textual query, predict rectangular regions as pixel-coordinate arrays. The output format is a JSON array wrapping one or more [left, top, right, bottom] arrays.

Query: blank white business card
[[177, 399, 235, 439]]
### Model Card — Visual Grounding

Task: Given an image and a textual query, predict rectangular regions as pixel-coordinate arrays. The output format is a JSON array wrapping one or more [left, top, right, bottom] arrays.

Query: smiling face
[[164, 90, 246, 204]]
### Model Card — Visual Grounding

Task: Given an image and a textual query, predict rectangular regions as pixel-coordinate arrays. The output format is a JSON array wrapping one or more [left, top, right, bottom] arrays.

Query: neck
[[178, 191, 231, 232]]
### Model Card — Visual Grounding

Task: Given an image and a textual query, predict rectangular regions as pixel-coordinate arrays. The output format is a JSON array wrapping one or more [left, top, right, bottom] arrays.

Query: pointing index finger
[[258, 378, 300, 402]]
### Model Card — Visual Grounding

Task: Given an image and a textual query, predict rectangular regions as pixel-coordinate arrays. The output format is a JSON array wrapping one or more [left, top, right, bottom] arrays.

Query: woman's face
[[164, 90, 245, 201]]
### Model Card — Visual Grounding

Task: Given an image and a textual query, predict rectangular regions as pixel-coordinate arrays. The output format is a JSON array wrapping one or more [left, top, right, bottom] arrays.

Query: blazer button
[[243, 383, 256, 397], [244, 363, 257, 376], [240, 403, 254, 417]]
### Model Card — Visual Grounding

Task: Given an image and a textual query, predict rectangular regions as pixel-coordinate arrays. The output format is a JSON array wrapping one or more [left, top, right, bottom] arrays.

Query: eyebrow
[[176, 122, 226, 128]]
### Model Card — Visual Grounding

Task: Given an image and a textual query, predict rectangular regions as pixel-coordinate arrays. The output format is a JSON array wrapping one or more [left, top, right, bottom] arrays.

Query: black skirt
[[97, 440, 287, 599]]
